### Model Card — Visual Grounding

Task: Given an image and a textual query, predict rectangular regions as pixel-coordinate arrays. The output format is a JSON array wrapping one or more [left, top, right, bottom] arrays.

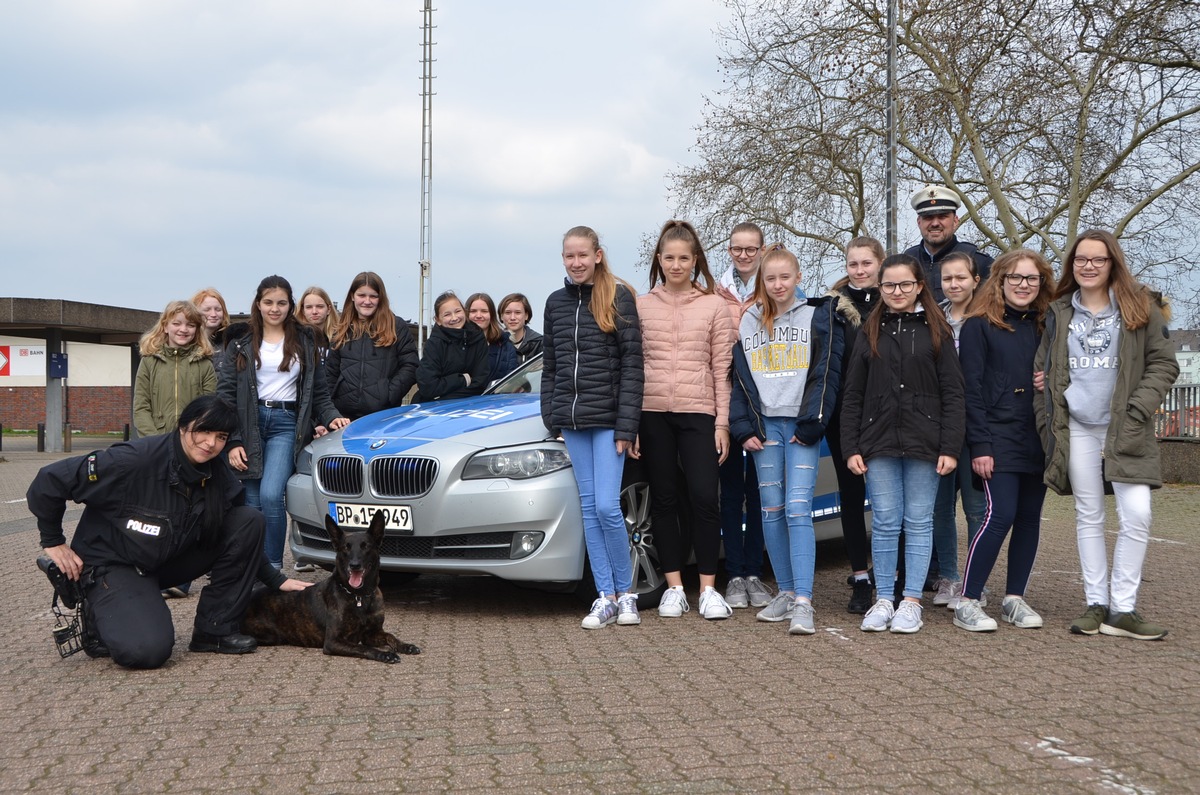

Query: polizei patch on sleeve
[[126, 518, 162, 537]]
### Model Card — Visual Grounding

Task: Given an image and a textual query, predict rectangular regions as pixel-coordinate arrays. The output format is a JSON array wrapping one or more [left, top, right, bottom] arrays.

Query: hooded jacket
[[839, 308, 965, 463], [133, 344, 217, 437], [903, 236, 994, 303], [825, 282, 879, 417], [324, 316, 419, 419], [541, 280, 643, 441], [508, 327, 544, 363], [217, 323, 341, 480], [959, 308, 1043, 473], [414, 322, 490, 402], [637, 285, 736, 427], [1034, 290, 1178, 494], [729, 297, 844, 446]]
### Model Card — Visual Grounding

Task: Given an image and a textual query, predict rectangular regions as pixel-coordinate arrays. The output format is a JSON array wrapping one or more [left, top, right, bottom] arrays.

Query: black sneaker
[[847, 579, 874, 614]]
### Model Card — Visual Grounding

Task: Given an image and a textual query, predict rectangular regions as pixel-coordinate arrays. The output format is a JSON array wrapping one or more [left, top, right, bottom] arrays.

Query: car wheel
[[574, 480, 668, 608]]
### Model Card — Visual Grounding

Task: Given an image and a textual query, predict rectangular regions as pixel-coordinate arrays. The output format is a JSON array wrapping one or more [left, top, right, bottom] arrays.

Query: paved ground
[[1, 436, 1197, 793]]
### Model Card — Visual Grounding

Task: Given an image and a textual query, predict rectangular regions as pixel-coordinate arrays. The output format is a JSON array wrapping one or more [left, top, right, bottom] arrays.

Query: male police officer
[[903, 184, 993, 302]]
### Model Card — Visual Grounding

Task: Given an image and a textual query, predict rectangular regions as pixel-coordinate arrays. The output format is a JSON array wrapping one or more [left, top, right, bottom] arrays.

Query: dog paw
[[377, 651, 402, 664], [398, 643, 421, 655]]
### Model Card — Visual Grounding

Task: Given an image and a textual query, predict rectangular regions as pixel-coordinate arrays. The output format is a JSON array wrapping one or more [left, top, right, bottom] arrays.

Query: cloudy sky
[[0, 0, 738, 327]]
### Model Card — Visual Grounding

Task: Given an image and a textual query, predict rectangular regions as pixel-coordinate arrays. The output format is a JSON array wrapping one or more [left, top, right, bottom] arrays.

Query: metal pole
[[885, 0, 899, 254], [417, 1, 436, 355]]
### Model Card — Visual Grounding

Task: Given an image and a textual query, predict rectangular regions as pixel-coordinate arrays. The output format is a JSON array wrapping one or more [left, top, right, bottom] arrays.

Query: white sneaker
[[860, 599, 894, 632], [658, 587, 690, 618], [953, 598, 998, 632], [699, 587, 733, 620], [581, 597, 617, 630], [890, 600, 923, 634], [616, 592, 640, 626], [1001, 596, 1043, 629], [933, 577, 961, 607]]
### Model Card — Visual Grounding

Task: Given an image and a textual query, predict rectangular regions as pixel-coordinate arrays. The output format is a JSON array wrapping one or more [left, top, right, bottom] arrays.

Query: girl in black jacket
[[954, 250, 1056, 632], [542, 226, 644, 630], [325, 272, 419, 419], [499, 292, 544, 363], [414, 291, 490, 402], [467, 291, 520, 384], [841, 255, 965, 634]]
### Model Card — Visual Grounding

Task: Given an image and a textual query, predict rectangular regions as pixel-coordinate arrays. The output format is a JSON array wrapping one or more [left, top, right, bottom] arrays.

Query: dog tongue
[[349, 571, 364, 589]]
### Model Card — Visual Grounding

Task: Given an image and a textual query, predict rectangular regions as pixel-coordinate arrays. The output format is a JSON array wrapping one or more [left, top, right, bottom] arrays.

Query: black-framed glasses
[[729, 246, 760, 257], [1072, 256, 1110, 268], [880, 280, 918, 294], [1003, 273, 1043, 286]]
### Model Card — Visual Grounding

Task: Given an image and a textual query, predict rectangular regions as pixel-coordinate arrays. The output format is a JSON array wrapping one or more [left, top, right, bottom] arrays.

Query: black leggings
[[639, 411, 722, 575], [826, 410, 870, 572]]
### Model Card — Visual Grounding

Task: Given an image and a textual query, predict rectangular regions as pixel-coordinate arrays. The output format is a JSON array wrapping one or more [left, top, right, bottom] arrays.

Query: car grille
[[316, 456, 363, 496], [370, 456, 438, 498], [296, 522, 512, 560]]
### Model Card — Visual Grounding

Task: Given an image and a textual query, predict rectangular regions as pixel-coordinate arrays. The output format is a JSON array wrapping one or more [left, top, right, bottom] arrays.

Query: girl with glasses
[[841, 254, 965, 634], [953, 250, 1056, 632], [1035, 230, 1178, 640]]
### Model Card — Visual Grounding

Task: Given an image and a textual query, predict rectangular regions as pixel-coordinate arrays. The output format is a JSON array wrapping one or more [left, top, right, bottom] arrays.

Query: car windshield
[[486, 355, 543, 395]]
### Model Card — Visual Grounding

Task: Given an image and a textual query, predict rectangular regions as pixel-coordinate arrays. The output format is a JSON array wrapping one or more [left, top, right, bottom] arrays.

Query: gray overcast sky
[[0, 1, 733, 326]]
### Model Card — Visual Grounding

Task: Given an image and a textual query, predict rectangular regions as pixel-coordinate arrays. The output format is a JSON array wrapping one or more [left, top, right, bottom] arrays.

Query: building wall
[[0, 385, 132, 433]]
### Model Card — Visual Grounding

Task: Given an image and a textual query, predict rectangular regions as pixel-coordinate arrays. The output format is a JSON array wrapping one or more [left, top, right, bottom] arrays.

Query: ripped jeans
[[749, 416, 820, 599]]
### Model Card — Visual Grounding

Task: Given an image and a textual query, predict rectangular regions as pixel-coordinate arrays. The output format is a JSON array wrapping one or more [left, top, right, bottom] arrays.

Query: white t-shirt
[[256, 338, 299, 401]]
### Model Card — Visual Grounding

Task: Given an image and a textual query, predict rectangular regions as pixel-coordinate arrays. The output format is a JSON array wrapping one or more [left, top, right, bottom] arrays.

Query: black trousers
[[639, 411, 722, 575], [84, 506, 265, 669], [826, 409, 871, 572]]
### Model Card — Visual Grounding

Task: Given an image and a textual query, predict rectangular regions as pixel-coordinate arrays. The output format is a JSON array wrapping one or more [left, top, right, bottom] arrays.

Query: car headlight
[[462, 448, 571, 480]]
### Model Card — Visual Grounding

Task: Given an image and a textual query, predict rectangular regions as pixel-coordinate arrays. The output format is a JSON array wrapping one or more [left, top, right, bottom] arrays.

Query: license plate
[[329, 503, 413, 534]]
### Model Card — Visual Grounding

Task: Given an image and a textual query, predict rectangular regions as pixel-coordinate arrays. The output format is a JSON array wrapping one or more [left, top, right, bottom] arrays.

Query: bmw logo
[[369, 440, 387, 450]]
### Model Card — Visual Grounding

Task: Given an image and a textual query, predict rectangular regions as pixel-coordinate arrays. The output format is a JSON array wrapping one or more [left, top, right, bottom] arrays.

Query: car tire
[[574, 480, 668, 608]]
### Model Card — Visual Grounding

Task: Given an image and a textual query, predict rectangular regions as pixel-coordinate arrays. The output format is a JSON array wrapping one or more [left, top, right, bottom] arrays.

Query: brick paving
[[1, 436, 1197, 793]]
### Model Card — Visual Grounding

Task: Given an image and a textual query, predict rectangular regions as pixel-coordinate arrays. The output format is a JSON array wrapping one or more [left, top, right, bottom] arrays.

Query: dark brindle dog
[[243, 513, 420, 663]]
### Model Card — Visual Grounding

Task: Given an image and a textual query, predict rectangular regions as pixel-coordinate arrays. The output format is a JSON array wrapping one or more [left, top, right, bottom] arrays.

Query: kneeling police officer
[[29, 395, 311, 669]]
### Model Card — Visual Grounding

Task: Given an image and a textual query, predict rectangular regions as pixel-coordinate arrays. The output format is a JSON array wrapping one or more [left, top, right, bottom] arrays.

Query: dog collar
[[339, 583, 369, 609]]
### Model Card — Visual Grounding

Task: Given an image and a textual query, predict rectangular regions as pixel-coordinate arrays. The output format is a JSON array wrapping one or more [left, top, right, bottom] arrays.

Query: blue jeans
[[720, 448, 764, 578], [865, 456, 938, 601], [930, 443, 986, 581], [749, 416, 820, 599], [243, 404, 297, 570], [563, 428, 632, 597]]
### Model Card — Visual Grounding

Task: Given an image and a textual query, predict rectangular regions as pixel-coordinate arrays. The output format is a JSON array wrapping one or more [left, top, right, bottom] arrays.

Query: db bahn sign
[[0, 344, 46, 377]]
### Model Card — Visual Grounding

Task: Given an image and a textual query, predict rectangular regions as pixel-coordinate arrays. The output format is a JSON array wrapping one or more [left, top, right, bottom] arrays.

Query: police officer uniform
[[28, 432, 284, 669]]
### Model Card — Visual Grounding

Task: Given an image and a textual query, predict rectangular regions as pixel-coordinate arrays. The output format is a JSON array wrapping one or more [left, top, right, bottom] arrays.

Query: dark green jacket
[[133, 345, 217, 437], [1035, 291, 1179, 494]]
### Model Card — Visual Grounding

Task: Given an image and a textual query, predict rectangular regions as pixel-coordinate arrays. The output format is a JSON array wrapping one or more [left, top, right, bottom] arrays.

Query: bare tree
[[671, 0, 1200, 317]]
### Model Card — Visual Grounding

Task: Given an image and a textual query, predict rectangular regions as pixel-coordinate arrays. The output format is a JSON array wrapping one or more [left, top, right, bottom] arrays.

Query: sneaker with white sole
[[293, 562, 317, 573], [788, 601, 816, 635], [932, 577, 961, 607], [745, 576, 775, 608], [658, 587, 690, 618], [1001, 596, 1043, 629], [581, 597, 617, 630], [616, 593, 640, 626], [1099, 610, 1168, 641], [755, 591, 795, 622], [953, 598, 998, 632], [725, 577, 750, 609], [860, 599, 894, 632], [890, 600, 923, 633], [699, 587, 733, 620]]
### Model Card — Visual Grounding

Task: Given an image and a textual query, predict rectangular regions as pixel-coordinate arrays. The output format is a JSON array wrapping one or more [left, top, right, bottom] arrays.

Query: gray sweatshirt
[[1064, 289, 1121, 426], [738, 300, 817, 418]]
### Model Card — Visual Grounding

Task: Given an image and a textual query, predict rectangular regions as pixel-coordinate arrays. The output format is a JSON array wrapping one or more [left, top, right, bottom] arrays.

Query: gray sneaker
[[725, 577, 750, 609], [954, 598, 998, 632], [756, 591, 795, 622], [788, 600, 816, 635], [889, 600, 924, 634], [860, 599, 894, 632], [658, 587, 690, 618], [1001, 596, 1043, 629], [581, 597, 617, 630], [616, 593, 640, 626], [932, 577, 961, 607], [699, 587, 733, 620], [745, 576, 775, 608]]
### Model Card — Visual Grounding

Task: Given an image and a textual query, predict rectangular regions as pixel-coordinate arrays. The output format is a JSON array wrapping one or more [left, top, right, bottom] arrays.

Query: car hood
[[329, 393, 551, 459]]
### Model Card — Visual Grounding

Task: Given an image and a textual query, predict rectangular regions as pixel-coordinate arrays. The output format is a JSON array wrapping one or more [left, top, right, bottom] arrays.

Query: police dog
[[243, 512, 420, 663]]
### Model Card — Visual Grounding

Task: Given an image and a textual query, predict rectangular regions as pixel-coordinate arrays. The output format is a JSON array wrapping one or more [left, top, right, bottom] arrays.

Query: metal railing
[[1155, 384, 1200, 439]]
